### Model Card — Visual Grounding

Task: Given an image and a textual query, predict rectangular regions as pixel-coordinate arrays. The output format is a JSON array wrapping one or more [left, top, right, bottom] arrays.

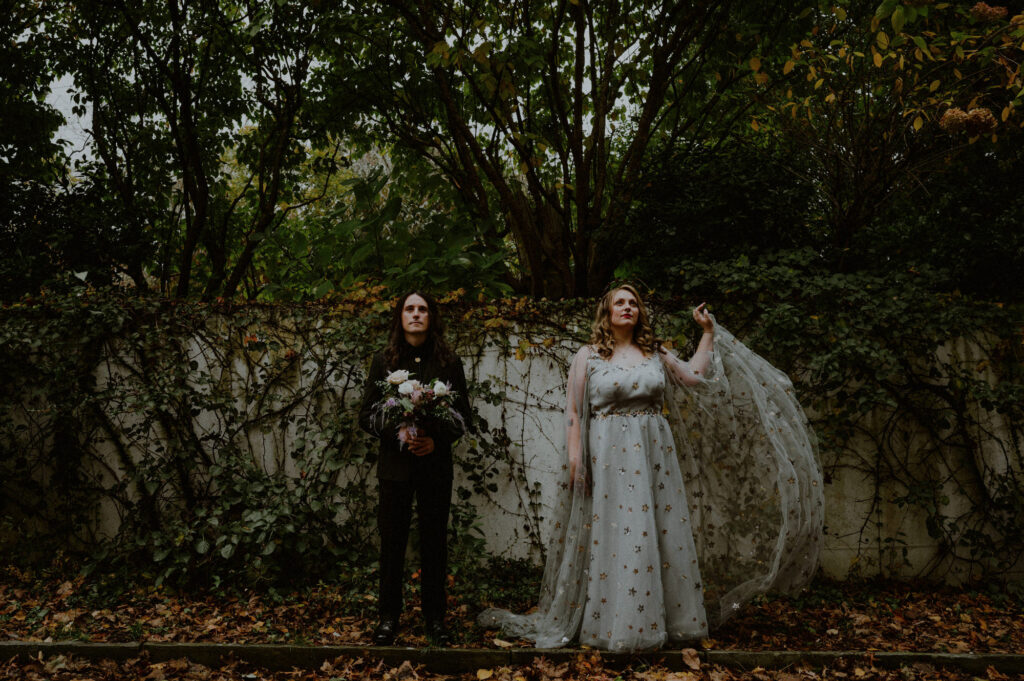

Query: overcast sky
[[47, 74, 92, 161]]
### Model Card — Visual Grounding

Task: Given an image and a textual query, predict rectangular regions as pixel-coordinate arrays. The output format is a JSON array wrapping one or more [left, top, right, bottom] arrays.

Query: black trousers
[[377, 474, 453, 622]]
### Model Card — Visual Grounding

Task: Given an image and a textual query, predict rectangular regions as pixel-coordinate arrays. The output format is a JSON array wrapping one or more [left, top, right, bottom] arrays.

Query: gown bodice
[[587, 355, 665, 414]]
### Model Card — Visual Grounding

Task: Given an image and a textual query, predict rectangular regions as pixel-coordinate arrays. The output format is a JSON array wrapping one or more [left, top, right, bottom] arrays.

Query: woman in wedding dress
[[480, 285, 824, 651]]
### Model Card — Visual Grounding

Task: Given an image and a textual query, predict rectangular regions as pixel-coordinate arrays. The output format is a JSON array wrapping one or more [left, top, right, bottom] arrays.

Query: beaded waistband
[[590, 408, 660, 419]]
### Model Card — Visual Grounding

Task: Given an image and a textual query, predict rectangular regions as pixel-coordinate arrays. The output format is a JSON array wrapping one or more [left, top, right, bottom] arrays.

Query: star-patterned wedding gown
[[480, 324, 824, 652], [577, 352, 707, 648]]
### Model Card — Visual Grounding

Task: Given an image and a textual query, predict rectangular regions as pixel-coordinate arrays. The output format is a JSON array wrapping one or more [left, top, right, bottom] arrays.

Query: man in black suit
[[358, 291, 472, 646]]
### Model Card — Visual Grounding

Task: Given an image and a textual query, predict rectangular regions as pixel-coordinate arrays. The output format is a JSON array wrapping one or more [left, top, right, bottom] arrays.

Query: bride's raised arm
[[659, 330, 714, 387]]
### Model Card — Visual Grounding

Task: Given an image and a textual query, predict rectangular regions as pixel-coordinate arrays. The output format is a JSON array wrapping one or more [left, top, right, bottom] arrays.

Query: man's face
[[401, 293, 430, 335]]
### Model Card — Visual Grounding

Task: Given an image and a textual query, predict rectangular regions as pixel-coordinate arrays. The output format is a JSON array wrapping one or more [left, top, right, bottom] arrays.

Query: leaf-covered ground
[[2, 566, 1020, 654], [2, 650, 1020, 681]]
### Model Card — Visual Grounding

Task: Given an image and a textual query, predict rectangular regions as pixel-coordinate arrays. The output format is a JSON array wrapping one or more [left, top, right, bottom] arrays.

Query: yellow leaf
[[913, 116, 923, 130], [749, 56, 761, 72], [825, 92, 836, 103], [873, 50, 883, 67], [783, 60, 795, 74], [750, 118, 760, 131], [834, 6, 847, 20], [929, 79, 940, 92], [814, 78, 824, 89], [477, 670, 494, 680], [1002, 106, 1011, 122], [754, 72, 770, 85], [876, 31, 889, 50]]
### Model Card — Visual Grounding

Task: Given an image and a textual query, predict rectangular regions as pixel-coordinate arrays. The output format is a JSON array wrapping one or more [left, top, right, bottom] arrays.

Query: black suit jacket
[[358, 342, 472, 482]]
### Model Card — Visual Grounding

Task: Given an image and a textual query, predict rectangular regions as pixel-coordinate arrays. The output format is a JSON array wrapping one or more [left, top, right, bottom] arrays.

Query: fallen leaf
[[681, 647, 701, 670], [391, 659, 417, 680], [987, 665, 1011, 680]]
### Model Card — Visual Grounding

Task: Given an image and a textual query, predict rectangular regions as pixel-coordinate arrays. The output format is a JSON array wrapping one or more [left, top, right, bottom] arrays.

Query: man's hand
[[409, 435, 435, 457]]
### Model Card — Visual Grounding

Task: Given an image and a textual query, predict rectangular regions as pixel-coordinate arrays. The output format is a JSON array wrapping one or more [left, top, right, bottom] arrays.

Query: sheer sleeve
[[658, 345, 713, 387], [565, 346, 591, 481]]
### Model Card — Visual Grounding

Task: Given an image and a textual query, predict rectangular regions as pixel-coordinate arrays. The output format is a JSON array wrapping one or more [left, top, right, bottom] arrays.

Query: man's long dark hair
[[384, 290, 455, 369]]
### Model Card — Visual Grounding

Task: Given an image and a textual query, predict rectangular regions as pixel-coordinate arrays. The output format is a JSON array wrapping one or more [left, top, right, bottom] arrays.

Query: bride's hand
[[569, 457, 590, 495], [693, 302, 714, 333]]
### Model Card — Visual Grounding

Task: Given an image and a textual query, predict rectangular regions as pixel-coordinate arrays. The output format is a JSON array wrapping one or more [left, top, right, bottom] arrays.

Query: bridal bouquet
[[372, 369, 465, 445]]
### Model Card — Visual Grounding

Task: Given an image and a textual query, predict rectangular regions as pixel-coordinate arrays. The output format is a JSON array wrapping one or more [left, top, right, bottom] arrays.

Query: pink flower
[[397, 423, 419, 444]]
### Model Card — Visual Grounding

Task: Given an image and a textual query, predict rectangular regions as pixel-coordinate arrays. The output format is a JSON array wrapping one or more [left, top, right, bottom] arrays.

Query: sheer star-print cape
[[479, 322, 824, 649]]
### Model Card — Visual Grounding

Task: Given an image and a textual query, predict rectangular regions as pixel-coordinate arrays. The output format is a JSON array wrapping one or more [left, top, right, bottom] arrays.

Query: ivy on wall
[[1, 264, 1021, 588]]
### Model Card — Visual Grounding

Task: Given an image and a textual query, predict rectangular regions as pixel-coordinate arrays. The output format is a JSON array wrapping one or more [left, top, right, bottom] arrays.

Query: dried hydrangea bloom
[[939, 107, 997, 136], [970, 2, 1009, 22], [939, 108, 970, 134]]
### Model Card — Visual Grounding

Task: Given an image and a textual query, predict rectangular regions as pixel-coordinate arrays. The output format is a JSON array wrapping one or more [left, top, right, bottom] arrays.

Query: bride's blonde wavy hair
[[589, 284, 661, 359]]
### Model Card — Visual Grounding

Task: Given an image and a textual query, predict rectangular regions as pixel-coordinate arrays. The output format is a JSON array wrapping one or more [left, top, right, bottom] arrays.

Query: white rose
[[431, 381, 449, 397], [397, 380, 415, 395], [386, 369, 410, 385]]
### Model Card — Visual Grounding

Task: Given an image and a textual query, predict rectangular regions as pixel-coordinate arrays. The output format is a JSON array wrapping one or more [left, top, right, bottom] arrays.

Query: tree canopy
[[0, 0, 1021, 301]]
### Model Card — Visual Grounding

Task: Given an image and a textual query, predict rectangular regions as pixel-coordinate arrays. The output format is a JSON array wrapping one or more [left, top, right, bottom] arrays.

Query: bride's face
[[608, 289, 640, 331]]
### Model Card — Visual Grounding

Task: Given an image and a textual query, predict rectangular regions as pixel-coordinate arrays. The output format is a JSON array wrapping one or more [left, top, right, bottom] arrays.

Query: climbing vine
[[0, 269, 1020, 588]]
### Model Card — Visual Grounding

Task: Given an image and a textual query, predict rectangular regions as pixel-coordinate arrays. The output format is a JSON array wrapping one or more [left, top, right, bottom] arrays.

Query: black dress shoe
[[425, 620, 451, 646], [372, 618, 397, 646]]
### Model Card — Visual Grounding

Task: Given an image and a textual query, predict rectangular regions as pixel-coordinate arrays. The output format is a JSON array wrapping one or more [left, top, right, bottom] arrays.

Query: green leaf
[[891, 6, 906, 33], [875, 0, 899, 18]]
